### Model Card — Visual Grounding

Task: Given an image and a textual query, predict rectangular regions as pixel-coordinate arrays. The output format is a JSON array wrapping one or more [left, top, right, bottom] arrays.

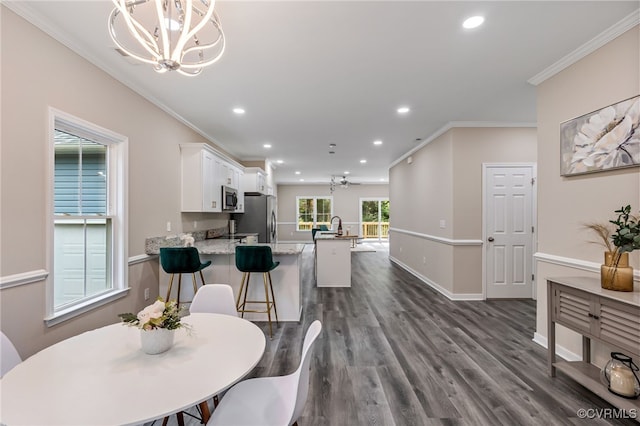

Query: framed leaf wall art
[[560, 95, 640, 176]]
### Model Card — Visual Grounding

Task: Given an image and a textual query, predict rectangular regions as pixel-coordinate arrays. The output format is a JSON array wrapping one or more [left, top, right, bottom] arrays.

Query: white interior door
[[484, 165, 535, 299]]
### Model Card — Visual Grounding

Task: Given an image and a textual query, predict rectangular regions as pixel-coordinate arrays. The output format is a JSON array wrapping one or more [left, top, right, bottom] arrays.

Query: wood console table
[[547, 277, 640, 414]]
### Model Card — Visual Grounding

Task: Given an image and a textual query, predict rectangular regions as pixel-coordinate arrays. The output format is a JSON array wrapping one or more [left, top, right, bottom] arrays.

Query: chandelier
[[108, 0, 225, 76]]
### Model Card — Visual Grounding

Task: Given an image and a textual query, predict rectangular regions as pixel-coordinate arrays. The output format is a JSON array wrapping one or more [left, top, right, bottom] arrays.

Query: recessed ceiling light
[[360, 159, 367, 164], [295, 171, 301, 175], [373, 140, 383, 145], [397, 106, 410, 114], [379, 178, 385, 182], [299, 178, 304, 182], [263, 143, 272, 149], [276, 160, 284, 164], [344, 171, 350, 175], [232, 107, 245, 114], [463, 16, 484, 29]]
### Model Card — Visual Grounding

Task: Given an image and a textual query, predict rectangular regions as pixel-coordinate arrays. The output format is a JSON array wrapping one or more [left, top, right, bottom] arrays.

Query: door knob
[[487, 237, 494, 242]]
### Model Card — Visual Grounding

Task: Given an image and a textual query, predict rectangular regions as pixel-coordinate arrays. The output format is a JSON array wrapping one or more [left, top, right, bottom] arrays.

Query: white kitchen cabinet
[[217, 160, 244, 212], [235, 167, 245, 212], [180, 144, 221, 212], [315, 235, 351, 287], [180, 144, 245, 213], [242, 167, 267, 194], [218, 158, 243, 189], [219, 161, 235, 188]]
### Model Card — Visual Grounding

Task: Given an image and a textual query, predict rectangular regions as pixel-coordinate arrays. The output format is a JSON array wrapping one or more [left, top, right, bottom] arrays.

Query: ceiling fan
[[330, 175, 360, 193], [339, 175, 360, 188]]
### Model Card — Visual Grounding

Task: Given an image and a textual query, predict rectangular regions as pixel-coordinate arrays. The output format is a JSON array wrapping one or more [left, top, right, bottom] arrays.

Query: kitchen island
[[147, 239, 306, 322], [315, 232, 352, 287]]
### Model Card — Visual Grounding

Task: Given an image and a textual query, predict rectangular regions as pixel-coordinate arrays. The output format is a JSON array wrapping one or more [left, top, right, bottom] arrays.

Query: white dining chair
[[165, 284, 240, 423], [190, 284, 238, 316], [1, 331, 22, 378], [207, 320, 322, 426]]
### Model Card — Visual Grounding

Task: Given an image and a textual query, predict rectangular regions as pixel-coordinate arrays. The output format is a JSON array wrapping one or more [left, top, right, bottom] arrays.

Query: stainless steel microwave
[[222, 186, 238, 211]]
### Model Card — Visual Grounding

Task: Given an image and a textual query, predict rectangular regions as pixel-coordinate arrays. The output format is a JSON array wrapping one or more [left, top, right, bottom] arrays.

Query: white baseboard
[[532, 332, 582, 362], [389, 255, 484, 301]]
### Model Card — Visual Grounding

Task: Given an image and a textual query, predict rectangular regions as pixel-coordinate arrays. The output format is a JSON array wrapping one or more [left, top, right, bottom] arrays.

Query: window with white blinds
[[47, 109, 128, 325]]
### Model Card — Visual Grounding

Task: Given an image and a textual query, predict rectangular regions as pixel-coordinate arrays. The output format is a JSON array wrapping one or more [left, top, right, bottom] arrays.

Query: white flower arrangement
[[119, 298, 185, 331]]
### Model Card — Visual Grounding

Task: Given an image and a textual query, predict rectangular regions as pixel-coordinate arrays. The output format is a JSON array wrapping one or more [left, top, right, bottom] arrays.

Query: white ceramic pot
[[140, 328, 175, 355]]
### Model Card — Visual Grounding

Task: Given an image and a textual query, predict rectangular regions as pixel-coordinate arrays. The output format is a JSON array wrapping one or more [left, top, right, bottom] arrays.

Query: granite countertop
[[145, 229, 258, 255], [145, 236, 305, 255], [315, 232, 356, 240], [195, 240, 306, 255]]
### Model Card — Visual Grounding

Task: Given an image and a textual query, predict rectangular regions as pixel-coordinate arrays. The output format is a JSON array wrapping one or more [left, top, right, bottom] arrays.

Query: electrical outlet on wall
[[166, 221, 172, 232], [144, 288, 150, 300]]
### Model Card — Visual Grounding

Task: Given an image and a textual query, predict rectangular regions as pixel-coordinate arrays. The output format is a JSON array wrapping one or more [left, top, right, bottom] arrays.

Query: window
[[296, 196, 332, 231], [47, 109, 128, 325], [360, 198, 390, 240]]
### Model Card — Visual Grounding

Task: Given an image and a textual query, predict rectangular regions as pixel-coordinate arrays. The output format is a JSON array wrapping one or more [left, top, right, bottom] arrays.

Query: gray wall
[[534, 25, 639, 361], [389, 127, 537, 297]]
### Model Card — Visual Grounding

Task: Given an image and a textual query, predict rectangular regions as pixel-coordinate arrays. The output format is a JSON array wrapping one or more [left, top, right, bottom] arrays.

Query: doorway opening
[[359, 198, 389, 242]]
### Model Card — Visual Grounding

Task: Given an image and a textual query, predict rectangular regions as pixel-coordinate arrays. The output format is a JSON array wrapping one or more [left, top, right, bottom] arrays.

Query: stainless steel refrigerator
[[233, 194, 277, 243]]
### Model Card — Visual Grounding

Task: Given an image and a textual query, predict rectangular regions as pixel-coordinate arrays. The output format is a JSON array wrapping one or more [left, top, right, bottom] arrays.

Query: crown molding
[[389, 121, 536, 169], [528, 9, 640, 86]]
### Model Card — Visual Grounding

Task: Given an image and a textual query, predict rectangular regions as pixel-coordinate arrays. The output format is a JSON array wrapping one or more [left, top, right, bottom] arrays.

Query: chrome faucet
[[330, 216, 343, 235]]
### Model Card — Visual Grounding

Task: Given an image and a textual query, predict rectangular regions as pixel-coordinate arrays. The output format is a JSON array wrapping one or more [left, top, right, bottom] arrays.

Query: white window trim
[[45, 108, 129, 326], [359, 197, 389, 241], [295, 195, 333, 231]]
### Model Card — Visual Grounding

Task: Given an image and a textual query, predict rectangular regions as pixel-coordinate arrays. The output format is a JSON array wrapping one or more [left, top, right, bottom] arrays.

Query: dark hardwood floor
[[156, 243, 637, 426]]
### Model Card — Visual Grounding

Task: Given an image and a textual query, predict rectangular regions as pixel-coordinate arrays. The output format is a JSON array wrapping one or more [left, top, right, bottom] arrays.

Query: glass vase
[[601, 252, 633, 292]]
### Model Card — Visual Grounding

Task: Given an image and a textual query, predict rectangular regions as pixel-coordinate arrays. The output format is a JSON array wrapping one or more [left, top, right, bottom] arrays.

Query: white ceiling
[[6, 1, 640, 184]]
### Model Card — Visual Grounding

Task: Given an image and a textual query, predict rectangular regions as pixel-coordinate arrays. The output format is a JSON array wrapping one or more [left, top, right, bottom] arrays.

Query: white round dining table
[[0, 313, 266, 426]]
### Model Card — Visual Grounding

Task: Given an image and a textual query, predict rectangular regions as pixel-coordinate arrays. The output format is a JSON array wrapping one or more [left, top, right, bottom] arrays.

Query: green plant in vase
[[584, 205, 638, 291], [610, 205, 640, 254]]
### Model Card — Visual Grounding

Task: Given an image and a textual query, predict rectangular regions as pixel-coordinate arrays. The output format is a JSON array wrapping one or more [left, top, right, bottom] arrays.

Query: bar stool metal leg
[[191, 272, 199, 296], [262, 272, 273, 337], [176, 274, 182, 307], [166, 274, 175, 302], [267, 271, 278, 323], [238, 272, 252, 319], [242, 272, 251, 314]]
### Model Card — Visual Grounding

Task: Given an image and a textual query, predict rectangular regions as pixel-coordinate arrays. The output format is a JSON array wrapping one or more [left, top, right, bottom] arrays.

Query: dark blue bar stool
[[235, 245, 280, 337], [160, 247, 211, 307]]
